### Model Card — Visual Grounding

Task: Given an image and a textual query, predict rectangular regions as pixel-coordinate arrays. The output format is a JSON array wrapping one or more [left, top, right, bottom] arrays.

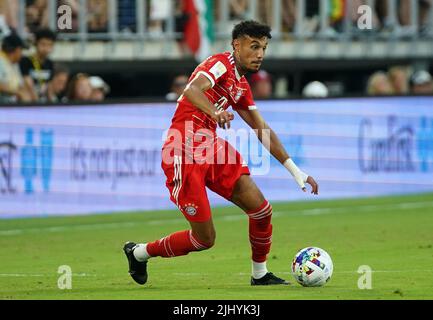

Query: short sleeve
[[0, 59, 7, 84], [195, 54, 230, 88], [19, 58, 32, 76], [15, 65, 24, 86], [233, 82, 257, 111], [46, 59, 54, 80]]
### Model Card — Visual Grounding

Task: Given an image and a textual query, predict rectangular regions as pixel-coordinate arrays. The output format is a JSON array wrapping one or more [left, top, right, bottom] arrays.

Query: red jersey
[[164, 52, 257, 162], [161, 52, 253, 217], [170, 51, 256, 133]]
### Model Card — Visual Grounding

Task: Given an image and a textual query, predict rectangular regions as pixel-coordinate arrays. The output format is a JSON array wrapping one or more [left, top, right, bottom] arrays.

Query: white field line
[[2, 270, 432, 278], [0, 273, 96, 277], [0, 200, 432, 237], [175, 270, 433, 277], [0, 222, 137, 236], [298, 201, 433, 216]]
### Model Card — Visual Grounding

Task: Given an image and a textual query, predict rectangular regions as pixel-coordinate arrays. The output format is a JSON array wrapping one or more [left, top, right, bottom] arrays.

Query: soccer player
[[124, 20, 319, 286]]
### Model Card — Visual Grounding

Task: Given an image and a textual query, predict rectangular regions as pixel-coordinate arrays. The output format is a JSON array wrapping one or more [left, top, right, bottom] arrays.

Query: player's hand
[[214, 110, 234, 129], [303, 176, 319, 195]]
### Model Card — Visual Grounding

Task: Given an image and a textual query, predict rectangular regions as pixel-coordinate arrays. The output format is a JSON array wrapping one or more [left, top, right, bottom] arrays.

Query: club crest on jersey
[[234, 89, 243, 102], [184, 203, 198, 216]]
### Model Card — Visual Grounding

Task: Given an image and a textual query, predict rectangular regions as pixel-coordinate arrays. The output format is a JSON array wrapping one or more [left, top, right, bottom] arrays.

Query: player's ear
[[232, 38, 241, 52]]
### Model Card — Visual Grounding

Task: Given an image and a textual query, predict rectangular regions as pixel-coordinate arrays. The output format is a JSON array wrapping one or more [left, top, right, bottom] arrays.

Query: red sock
[[247, 200, 273, 263], [146, 230, 211, 258]]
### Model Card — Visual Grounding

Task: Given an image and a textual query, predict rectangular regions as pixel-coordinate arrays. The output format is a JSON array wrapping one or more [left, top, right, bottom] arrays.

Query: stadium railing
[[8, 0, 433, 60]]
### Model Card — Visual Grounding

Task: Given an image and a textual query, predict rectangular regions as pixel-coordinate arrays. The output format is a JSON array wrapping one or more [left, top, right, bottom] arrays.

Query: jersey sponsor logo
[[209, 61, 227, 80]]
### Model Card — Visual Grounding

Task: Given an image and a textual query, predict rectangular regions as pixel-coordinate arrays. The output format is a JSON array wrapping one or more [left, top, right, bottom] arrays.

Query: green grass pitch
[[1, 193, 433, 300]]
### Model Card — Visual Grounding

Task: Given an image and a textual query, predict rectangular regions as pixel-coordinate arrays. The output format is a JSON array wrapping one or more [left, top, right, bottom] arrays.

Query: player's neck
[[34, 52, 46, 63], [233, 57, 246, 79]]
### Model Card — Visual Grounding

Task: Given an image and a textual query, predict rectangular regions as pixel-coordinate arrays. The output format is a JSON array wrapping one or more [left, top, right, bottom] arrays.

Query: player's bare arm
[[236, 108, 319, 195], [23, 76, 38, 102], [183, 74, 234, 129]]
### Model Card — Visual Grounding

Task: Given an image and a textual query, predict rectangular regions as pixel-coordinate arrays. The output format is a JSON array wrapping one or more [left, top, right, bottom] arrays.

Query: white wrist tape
[[283, 158, 309, 189]]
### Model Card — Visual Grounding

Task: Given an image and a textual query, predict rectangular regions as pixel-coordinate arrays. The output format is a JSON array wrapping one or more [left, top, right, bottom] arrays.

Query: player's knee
[[202, 233, 216, 249], [195, 231, 216, 249], [248, 201, 273, 221], [268, 203, 273, 216]]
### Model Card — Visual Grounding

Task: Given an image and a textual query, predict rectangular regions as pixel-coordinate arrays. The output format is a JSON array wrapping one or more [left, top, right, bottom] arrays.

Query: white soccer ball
[[291, 247, 333, 287]]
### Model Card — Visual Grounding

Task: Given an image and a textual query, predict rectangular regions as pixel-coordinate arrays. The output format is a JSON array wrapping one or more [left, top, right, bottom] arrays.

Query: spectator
[[230, 0, 248, 21], [20, 28, 56, 102], [302, 81, 329, 98], [229, 0, 301, 35], [66, 73, 93, 101], [257, 0, 272, 27], [367, 71, 394, 96], [400, 0, 432, 30], [88, 0, 108, 33], [118, 0, 136, 32], [249, 70, 273, 99], [418, 0, 432, 33], [0, 33, 30, 103], [25, 0, 49, 33], [410, 70, 433, 94], [89, 75, 110, 101], [388, 66, 410, 95], [149, 0, 170, 37], [282, 0, 296, 32], [0, 0, 18, 33], [42, 64, 69, 102], [165, 74, 188, 101]]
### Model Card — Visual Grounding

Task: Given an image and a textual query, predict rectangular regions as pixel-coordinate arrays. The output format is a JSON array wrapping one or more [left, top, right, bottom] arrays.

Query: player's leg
[[124, 158, 215, 285], [205, 140, 288, 285], [124, 218, 215, 285], [189, 218, 216, 248], [230, 175, 270, 267], [230, 174, 288, 285], [134, 217, 216, 260]]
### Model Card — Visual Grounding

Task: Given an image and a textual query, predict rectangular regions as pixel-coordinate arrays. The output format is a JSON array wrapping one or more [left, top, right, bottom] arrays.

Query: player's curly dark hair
[[232, 20, 272, 41]]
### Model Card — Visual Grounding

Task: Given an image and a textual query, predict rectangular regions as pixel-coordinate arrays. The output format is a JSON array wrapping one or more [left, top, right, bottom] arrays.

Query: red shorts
[[161, 137, 250, 222]]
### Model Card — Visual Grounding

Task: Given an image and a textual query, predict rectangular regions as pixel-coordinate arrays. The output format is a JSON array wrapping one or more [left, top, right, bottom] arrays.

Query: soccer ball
[[291, 247, 333, 287]]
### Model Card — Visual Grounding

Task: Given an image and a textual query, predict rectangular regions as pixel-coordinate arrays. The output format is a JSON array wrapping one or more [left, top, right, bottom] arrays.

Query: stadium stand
[[0, 0, 432, 99]]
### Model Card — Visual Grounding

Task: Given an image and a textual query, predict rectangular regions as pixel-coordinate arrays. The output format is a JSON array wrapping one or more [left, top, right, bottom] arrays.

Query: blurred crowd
[[0, 1, 431, 38], [0, 1, 432, 104], [367, 66, 433, 96], [165, 66, 433, 101], [220, 0, 433, 36], [0, 29, 110, 103], [1, 26, 431, 104]]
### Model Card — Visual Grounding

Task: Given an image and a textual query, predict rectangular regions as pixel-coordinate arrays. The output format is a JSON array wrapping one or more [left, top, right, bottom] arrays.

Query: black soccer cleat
[[123, 242, 148, 285], [250, 272, 290, 286]]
